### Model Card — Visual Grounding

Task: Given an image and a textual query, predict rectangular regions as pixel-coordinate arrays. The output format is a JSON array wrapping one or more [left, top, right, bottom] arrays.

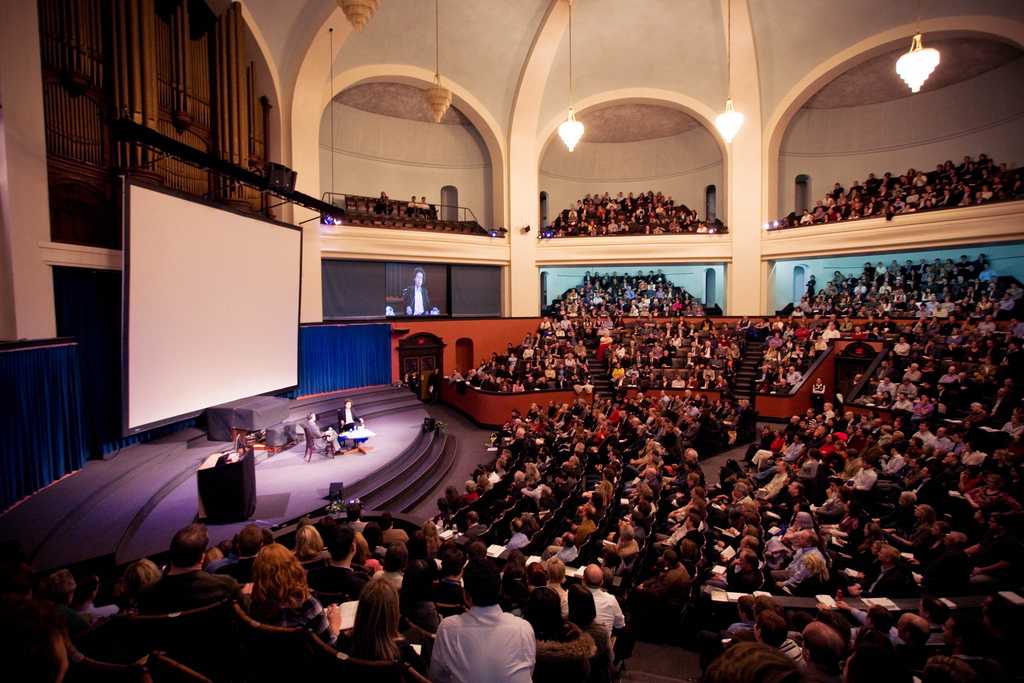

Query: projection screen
[[123, 182, 301, 435]]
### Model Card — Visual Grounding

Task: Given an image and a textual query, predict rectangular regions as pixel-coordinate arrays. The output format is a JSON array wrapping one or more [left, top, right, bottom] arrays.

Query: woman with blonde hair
[[116, 558, 161, 613], [340, 577, 425, 672], [249, 543, 340, 643], [293, 524, 328, 569]]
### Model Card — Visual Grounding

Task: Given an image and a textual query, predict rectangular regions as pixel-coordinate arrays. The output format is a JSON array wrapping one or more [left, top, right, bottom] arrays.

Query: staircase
[[586, 355, 613, 397], [732, 340, 764, 400]]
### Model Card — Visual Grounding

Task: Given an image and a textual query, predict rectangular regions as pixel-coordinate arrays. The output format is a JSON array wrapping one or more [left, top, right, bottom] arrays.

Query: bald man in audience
[[895, 613, 931, 674], [801, 621, 845, 683], [583, 564, 625, 635]]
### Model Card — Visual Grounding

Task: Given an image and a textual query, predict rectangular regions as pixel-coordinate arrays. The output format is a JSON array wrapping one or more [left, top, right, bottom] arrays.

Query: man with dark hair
[[376, 542, 408, 592], [380, 512, 409, 546], [345, 500, 366, 533], [435, 547, 467, 605], [139, 524, 241, 613], [755, 609, 801, 661], [214, 524, 263, 583], [403, 267, 432, 316], [430, 558, 535, 683], [308, 526, 367, 599]]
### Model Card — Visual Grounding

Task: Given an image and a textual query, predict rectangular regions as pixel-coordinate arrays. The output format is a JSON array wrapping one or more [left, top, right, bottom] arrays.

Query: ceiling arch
[[763, 16, 1024, 218]]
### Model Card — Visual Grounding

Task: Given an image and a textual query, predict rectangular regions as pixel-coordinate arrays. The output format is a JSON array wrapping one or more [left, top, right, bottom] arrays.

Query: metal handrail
[[321, 191, 479, 224]]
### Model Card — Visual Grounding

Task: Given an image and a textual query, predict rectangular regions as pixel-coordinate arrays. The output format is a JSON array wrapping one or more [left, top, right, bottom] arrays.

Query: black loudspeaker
[[328, 482, 345, 501], [266, 162, 297, 192], [423, 417, 437, 432]]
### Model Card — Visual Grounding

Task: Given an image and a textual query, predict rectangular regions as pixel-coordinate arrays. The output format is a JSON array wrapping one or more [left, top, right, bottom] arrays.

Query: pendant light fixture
[[558, 0, 584, 152], [714, 0, 744, 144], [425, 0, 452, 122], [338, 0, 378, 32], [896, 33, 940, 93]]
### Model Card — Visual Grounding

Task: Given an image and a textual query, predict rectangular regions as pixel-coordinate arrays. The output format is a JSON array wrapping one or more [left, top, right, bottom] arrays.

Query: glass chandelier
[[558, 0, 584, 152], [715, 0, 744, 144], [896, 33, 940, 93]]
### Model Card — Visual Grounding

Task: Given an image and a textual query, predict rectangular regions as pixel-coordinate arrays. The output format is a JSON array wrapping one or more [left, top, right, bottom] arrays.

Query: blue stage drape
[[0, 344, 87, 511], [296, 324, 392, 396]]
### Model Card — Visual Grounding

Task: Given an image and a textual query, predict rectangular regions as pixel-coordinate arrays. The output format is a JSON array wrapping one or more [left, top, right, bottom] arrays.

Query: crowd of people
[[371, 192, 439, 220], [547, 191, 727, 237], [791, 255, 1023, 319], [545, 270, 708, 319], [772, 154, 1024, 229], [450, 317, 593, 394]]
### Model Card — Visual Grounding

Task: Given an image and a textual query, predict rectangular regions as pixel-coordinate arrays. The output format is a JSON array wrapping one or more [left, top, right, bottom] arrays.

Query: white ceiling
[[238, 0, 1024, 140]]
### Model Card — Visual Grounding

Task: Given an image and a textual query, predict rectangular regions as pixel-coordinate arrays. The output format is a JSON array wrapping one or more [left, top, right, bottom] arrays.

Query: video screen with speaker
[[123, 181, 301, 435], [322, 260, 500, 319], [385, 263, 448, 317]]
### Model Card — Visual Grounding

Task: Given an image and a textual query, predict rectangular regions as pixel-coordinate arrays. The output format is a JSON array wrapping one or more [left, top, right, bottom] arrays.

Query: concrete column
[[724, 0, 764, 316], [0, 0, 56, 339]]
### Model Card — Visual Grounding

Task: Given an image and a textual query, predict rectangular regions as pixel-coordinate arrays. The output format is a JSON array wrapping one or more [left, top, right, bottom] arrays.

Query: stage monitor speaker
[[266, 162, 297, 192], [328, 482, 345, 502], [423, 417, 437, 432]]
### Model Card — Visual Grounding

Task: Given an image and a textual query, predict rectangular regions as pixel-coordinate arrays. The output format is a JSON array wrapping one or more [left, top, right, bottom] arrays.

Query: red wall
[[440, 382, 590, 427], [390, 318, 541, 383]]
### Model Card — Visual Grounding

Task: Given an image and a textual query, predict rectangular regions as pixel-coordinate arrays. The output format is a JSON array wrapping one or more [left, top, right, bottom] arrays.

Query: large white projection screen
[[124, 183, 301, 434]]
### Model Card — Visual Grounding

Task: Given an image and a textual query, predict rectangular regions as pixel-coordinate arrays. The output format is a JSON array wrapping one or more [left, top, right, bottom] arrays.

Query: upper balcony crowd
[[545, 191, 727, 238], [771, 154, 1024, 230]]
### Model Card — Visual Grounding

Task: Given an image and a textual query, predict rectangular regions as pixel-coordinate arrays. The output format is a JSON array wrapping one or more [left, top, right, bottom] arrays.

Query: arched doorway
[[704, 268, 716, 307], [794, 175, 811, 213], [441, 185, 458, 221], [705, 185, 717, 221], [793, 265, 806, 303], [455, 337, 474, 374]]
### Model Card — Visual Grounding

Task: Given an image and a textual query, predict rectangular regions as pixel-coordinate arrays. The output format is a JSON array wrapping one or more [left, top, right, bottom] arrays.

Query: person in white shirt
[[583, 564, 625, 635], [430, 558, 535, 683]]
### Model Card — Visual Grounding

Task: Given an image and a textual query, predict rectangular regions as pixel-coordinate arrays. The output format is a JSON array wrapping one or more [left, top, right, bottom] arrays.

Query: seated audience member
[[0, 597, 71, 683], [37, 569, 89, 639], [800, 620, 845, 683], [248, 543, 340, 643], [375, 542, 409, 592], [293, 523, 329, 569], [308, 525, 368, 599], [214, 524, 264, 584], [140, 523, 242, 613], [525, 584, 596, 683], [843, 639, 911, 683], [703, 641, 803, 683], [381, 512, 410, 546], [754, 608, 802, 661], [430, 557, 536, 683], [568, 583, 614, 683], [70, 573, 118, 624], [435, 547, 467, 606], [337, 576, 426, 673], [400, 558, 441, 633], [583, 564, 625, 635], [115, 558, 162, 613]]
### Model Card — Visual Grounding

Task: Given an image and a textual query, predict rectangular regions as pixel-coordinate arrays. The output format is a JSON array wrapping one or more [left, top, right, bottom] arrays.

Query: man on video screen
[[402, 267, 438, 316]]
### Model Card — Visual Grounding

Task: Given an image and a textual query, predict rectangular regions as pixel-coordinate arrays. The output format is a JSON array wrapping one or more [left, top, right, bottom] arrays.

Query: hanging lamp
[[558, 0, 584, 151], [714, 0, 744, 144], [338, 0, 378, 32], [896, 33, 940, 93], [424, 0, 452, 122]]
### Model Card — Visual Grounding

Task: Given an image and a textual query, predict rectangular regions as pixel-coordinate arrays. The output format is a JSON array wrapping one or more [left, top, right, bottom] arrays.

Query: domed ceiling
[[807, 38, 1023, 109], [575, 104, 702, 143]]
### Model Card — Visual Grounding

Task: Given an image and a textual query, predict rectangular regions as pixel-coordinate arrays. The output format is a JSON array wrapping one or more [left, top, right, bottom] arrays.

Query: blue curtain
[[0, 344, 87, 511], [296, 324, 391, 396]]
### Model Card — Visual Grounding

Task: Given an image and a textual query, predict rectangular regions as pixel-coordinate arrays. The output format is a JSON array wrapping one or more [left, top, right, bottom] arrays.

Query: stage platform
[[0, 385, 454, 572]]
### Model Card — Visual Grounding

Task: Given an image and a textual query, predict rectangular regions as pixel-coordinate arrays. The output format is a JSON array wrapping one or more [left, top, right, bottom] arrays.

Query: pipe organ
[[38, 0, 273, 248]]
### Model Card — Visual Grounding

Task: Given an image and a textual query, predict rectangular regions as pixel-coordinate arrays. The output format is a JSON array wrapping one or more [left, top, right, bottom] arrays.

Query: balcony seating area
[[769, 154, 1024, 230], [323, 192, 490, 236], [545, 190, 727, 238]]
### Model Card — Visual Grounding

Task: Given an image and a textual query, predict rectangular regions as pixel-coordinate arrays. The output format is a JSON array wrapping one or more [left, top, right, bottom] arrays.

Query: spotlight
[[490, 230, 498, 237]]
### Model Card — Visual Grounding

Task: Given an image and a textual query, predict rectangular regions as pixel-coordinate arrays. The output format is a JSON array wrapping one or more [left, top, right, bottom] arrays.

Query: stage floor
[[0, 387, 426, 571]]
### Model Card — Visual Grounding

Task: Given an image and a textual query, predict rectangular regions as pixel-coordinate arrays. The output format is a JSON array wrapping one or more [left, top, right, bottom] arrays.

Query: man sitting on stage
[[338, 400, 363, 432]]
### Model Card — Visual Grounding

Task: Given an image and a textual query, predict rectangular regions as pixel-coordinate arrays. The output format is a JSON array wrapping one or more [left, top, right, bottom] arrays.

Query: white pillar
[[0, 0, 56, 339], [724, 0, 764, 316]]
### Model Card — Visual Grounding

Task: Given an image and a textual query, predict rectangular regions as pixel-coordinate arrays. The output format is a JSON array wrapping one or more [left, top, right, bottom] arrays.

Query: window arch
[[794, 174, 811, 213], [705, 185, 717, 222], [793, 265, 806, 304], [539, 191, 549, 228], [440, 185, 458, 221], [704, 268, 716, 307]]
